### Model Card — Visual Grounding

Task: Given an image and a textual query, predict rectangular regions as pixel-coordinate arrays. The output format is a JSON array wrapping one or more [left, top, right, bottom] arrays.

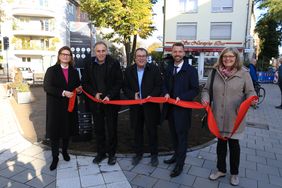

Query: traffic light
[[3, 37, 9, 50]]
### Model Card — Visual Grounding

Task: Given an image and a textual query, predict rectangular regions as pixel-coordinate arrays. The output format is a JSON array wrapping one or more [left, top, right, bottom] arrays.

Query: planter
[[13, 90, 31, 104]]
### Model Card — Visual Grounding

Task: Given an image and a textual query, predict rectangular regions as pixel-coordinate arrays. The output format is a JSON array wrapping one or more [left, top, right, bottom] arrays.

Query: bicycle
[[254, 83, 266, 105]]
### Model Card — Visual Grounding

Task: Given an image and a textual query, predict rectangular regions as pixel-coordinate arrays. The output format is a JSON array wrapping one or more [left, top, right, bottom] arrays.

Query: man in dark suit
[[123, 48, 162, 166], [162, 42, 199, 177], [82, 41, 123, 165]]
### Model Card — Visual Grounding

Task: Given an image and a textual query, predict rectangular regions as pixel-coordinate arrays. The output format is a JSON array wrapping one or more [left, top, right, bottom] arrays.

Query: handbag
[[201, 69, 216, 128]]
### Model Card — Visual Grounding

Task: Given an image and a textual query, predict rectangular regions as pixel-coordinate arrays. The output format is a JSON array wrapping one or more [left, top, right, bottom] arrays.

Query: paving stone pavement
[[1, 83, 282, 188]]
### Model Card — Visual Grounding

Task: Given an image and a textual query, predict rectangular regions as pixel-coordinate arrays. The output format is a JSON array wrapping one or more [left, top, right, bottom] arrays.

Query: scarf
[[219, 65, 237, 79]]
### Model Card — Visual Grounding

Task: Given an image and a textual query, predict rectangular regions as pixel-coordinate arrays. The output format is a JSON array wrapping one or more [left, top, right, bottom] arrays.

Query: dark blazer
[[81, 55, 123, 110], [162, 58, 199, 122], [123, 63, 162, 125], [44, 64, 80, 140]]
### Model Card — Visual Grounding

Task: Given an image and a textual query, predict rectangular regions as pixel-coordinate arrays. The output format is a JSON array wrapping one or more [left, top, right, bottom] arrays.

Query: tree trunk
[[130, 35, 137, 65], [124, 37, 131, 67]]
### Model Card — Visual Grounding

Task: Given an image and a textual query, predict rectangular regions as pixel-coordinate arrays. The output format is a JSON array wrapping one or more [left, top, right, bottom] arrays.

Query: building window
[[22, 57, 31, 62], [176, 22, 197, 40], [178, 0, 198, 13], [211, 0, 233, 12], [210, 22, 232, 40]]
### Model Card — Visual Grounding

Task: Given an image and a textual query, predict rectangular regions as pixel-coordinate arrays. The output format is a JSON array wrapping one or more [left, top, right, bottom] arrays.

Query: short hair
[[56, 46, 74, 66], [214, 47, 242, 70], [172, 42, 185, 49], [94, 41, 108, 49], [135, 48, 148, 57]]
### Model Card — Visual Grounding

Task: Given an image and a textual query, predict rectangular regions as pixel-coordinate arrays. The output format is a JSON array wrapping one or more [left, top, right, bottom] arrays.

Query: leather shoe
[[275, 105, 282, 109], [170, 164, 183, 177], [49, 157, 59, 171], [151, 155, 159, 167], [163, 155, 176, 164], [93, 154, 107, 164], [209, 171, 226, 180], [108, 156, 117, 165], [132, 155, 142, 166], [62, 152, 70, 161]]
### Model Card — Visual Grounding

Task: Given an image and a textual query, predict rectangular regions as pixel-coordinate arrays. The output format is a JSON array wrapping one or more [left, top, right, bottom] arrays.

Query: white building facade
[[163, 0, 255, 80], [0, 0, 90, 74]]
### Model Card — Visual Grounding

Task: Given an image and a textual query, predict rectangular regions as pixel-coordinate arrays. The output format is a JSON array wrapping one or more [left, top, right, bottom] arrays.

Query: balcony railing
[[13, 30, 55, 37]]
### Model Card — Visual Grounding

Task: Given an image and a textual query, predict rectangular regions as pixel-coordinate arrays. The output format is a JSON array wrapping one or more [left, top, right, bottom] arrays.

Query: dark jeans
[[93, 104, 118, 156], [216, 138, 240, 175], [51, 138, 69, 158], [132, 105, 158, 156]]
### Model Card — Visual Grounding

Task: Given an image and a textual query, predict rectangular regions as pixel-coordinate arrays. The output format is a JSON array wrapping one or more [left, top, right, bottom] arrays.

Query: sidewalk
[[1, 83, 282, 188]]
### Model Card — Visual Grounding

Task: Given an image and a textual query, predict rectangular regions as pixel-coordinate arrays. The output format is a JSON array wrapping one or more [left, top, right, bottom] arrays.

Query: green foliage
[[255, 0, 282, 63], [80, 0, 155, 66], [150, 51, 163, 62], [109, 45, 124, 63], [255, 14, 281, 60], [8, 69, 30, 92], [256, 0, 282, 22]]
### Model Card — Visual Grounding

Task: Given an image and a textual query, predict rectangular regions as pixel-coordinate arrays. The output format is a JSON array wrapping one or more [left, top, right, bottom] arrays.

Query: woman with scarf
[[201, 47, 257, 186]]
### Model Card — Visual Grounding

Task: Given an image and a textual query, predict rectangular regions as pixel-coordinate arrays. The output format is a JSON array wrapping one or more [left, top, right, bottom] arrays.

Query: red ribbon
[[68, 88, 258, 140]]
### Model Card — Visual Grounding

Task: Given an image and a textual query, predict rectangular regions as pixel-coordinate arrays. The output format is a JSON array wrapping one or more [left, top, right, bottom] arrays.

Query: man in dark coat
[[82, 41, 123, 165], [123, 48, 162, 167], [162, 42, 199, 177]]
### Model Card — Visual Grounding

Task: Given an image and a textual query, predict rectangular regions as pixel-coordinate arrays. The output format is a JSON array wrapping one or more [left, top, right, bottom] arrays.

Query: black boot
[[62, 151, 70, 161], [62, 139, 70, 161], [50, 157, 59, 171]]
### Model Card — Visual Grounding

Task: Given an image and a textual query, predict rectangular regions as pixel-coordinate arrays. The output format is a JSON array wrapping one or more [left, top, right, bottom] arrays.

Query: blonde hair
[[214, 47, 242, 70]]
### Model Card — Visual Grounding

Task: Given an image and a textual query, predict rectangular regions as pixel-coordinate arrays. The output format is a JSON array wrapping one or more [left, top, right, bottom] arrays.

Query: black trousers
[[168, 108, 190, 166], [51, 138, 69, 158], [93, 104, 118, 156], [216, 138, 240, 175], [132, 105, 158, 156]]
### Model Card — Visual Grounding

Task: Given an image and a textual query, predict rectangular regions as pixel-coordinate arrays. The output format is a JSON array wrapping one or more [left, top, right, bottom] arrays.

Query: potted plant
[[8, 69, 31, 104]]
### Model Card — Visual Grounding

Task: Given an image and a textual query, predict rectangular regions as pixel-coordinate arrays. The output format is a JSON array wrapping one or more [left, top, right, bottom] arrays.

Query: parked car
[[16, 67, 34, 84]]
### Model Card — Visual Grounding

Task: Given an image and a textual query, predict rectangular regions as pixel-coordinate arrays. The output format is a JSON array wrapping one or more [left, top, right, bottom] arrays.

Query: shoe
[[170, 164, 183, 177], [275, 105, 282, 109], [132, 154, 142, 166], [230, 175, 239, 186], [108, 156, 117, 165], [49, 157, 59, 171], [151, 155, 159, 167], [209, 171, 226, 180], [93, 154, 107, 164], [62, 152, 70, 161], [163, 155, 176, 164]]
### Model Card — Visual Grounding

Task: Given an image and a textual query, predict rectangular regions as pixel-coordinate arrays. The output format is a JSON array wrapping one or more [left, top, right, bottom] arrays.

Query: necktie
[[173, 66, 178, 75]]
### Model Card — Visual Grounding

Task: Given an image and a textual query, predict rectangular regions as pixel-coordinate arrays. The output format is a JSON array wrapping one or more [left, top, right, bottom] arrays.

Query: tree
[[80, 0, 156, 66], [0, 0, 4, 22], [255, 0, 282, 70], [255, 14, 281, 70], [256, 0, 282, 22], [147, 42, 161, 53]]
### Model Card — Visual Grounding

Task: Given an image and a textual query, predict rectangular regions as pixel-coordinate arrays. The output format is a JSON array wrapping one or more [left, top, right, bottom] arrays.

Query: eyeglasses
[[223, 55, 235, 59], [136, 55, 147, 58], [60, 53, 71, 57]]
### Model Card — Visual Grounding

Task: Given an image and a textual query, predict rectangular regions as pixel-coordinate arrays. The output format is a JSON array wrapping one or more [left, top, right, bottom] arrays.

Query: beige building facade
[[163, 0, 255, 80]]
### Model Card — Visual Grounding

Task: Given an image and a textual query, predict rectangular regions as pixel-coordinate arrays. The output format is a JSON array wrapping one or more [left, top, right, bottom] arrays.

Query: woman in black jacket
[[44, 46, 81, 171]]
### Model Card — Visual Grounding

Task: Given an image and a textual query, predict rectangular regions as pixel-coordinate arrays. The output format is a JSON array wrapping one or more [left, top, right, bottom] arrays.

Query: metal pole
[[6, 49, 9, 82]]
